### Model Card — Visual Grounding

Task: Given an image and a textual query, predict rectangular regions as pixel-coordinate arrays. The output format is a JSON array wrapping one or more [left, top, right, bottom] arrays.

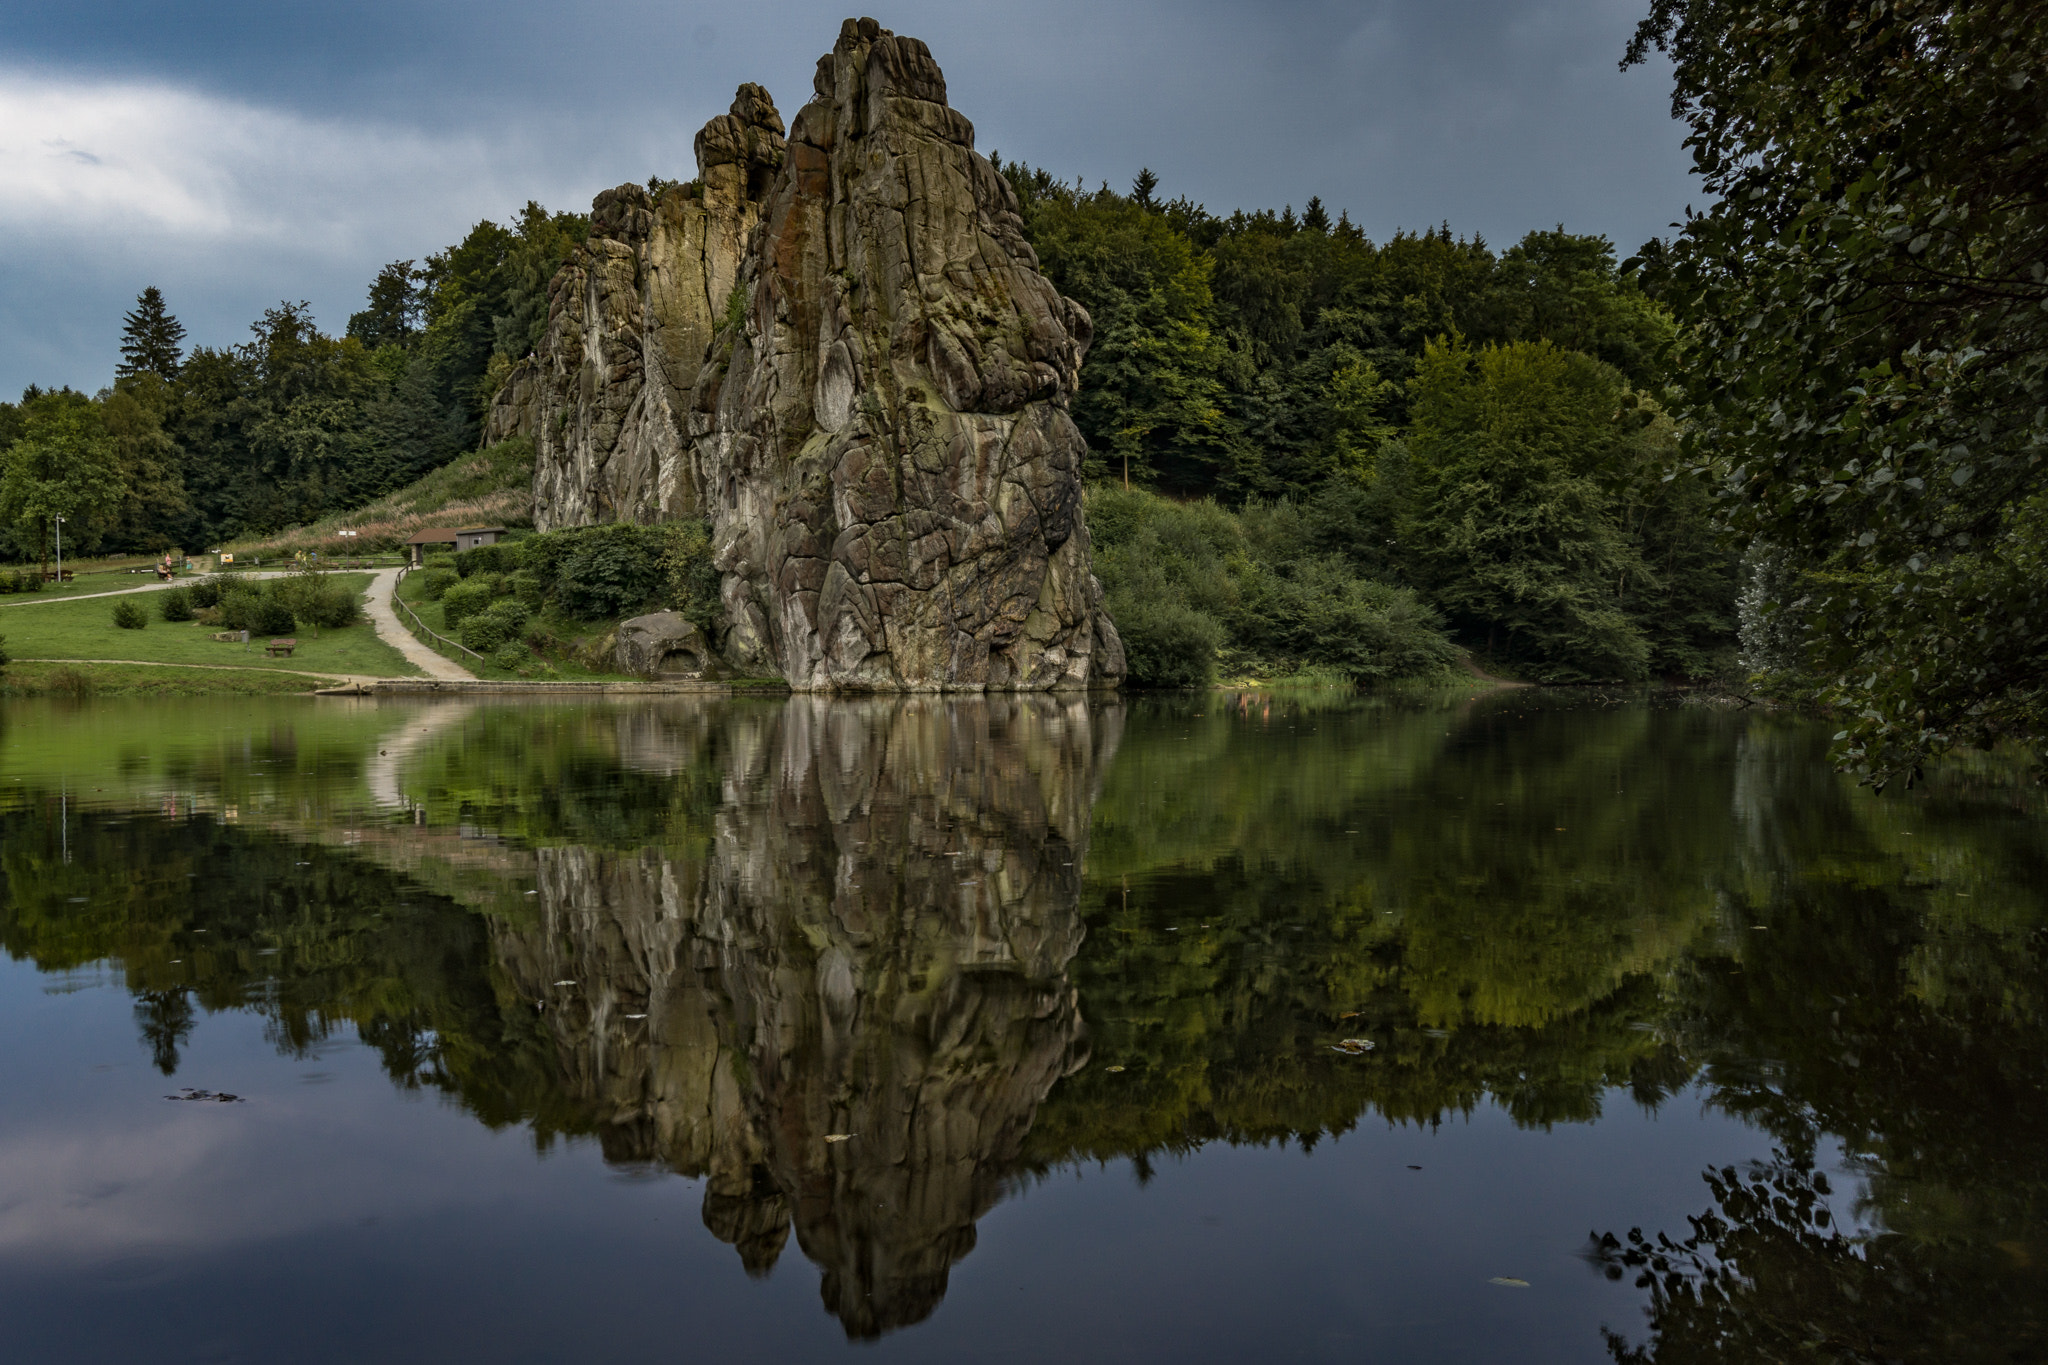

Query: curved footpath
[[361, 567, 473, 681]]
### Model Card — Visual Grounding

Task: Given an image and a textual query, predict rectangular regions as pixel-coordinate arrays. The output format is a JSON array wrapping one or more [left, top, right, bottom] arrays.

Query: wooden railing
[[392, 565, 487, 665]]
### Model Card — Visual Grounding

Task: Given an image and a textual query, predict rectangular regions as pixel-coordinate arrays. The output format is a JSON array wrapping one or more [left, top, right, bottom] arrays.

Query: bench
[[265, 638, 297, 657]]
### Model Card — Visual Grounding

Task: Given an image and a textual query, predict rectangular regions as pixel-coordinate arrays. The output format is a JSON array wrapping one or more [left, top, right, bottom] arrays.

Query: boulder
[[615, 611, 721, 678]]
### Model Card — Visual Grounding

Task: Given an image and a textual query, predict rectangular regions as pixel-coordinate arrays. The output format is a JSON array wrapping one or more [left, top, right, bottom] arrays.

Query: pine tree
[[117, 287, 186, 380], [1130, 167, 1159, 209]]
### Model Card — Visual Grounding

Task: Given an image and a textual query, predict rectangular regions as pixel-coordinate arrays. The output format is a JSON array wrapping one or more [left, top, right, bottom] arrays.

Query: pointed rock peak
[[729, 82, 786, 136], [695, 83, 787, 204], [835, 15, 892, 53]]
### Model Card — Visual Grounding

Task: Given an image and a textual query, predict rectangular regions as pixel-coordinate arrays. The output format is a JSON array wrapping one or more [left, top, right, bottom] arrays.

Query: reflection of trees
[[1600, 721, 2048, 1363], [1031, 690, 1734, 1161]]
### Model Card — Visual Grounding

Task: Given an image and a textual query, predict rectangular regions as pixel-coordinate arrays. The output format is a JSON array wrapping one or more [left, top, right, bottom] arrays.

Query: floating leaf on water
[[1488, 1277, 1530, 1288], [167, 1089, 243, 1103], [1339, 1011, 1361, 1019], [1423, 1028, 1450, 1038], [1105, 1065, 1125, 1073], [553, 980, 577, 986], [824, 1133, 856, 1143], [1332, 1038, 1375, 1054]]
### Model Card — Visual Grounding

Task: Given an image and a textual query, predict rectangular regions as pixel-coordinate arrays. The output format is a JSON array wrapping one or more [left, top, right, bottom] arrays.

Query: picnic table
[[265, 638, 297, 657]]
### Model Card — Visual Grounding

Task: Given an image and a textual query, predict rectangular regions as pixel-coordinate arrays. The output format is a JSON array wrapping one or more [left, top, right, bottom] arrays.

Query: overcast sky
[[0, 0, 1697, 401]]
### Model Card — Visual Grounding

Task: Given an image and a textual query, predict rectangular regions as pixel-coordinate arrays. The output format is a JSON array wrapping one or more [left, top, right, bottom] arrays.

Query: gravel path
[[364, 567, 473, 681]]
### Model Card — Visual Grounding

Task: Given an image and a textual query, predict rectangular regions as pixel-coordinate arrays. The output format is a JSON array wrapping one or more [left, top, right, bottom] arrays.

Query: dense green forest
[[1002, 167, 1730, 682], [0, 203, 588, 559]]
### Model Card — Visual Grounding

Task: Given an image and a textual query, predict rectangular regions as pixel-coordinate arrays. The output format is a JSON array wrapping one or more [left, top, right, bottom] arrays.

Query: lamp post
[[53, 514, 63, 584]]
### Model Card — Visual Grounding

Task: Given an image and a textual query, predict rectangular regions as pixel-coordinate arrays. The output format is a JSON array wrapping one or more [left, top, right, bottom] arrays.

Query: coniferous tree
[[1130, 168, 1159, 210], [116, 287, 186, 381]]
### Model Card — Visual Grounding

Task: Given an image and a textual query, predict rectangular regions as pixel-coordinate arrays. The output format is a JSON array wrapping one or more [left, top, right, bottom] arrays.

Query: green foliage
[[659, 520, 721, 634], [454, 541, 520, 577], [0, 388, 124, 570], [1627, 0, 2048, 780], [440, 577, 496, 627], [459, 598, 530, 653], [111, 597, 147, 630], [251, 598, 295, 637], [158, 587, 192, 622], [1402, 338, 1649, 680], [418, 568, 458, 600], [117, 287, 187, 381], [1089, 484, 1456, 686], [186, 575, 225, 610], [490, 642, 529, 671]]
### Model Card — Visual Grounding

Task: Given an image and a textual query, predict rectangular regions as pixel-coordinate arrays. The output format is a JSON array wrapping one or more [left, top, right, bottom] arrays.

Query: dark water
[[0, 690, 2042, 1363]]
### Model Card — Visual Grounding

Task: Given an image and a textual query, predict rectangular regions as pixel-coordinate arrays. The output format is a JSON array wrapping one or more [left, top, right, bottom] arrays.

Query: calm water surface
[[0, 690, 2041, 1363]]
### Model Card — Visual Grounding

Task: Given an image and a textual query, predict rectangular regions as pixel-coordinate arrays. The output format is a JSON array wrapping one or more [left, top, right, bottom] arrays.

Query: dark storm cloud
[[0, 0, 1693, 398]]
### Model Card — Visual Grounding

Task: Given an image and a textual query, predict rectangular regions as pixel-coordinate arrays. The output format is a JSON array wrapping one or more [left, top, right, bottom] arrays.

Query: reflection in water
[[495, 698, 1115, 1333], [0, 690, 2044, 1356]]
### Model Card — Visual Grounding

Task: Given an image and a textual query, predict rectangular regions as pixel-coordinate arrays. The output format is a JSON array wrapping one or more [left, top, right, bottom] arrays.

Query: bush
[[419, 568, 458, 601], [461, 600, 530, 653], [252, 599, 296, 637], [441, 578, 496, 627], [661, 520, 723, 633], [490, 642, 529, 671], [159, 587, 193, 622], [112, 598, 148, 630], [530, 524, 665, 620], [455, 542, 520, 578], [507, 569, 544, 609], [186, 575, 227, 609], [216, 588, 258, 632], [422, 552, 457, 572], [305, 583, 360, 629], [0, 633, 10, 666]]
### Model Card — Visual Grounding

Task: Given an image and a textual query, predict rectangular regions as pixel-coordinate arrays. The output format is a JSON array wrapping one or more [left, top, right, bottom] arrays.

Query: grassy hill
[[233, 438, 535, 558]]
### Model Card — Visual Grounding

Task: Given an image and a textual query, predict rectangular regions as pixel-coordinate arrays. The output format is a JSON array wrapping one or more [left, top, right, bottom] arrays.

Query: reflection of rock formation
[[491, 696, 1119, 1335]]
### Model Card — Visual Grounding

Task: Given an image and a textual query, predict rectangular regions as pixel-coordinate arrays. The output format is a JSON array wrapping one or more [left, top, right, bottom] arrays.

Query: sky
[[0, 0, 1699, 401]]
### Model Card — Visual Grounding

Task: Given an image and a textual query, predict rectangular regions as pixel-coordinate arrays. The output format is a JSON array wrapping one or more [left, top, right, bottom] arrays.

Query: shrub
[[158, 587, 193, 622], [507, 569, 544, 609], [422, 552, 457, 572], [661, 520, 723, 633], [419, 568, 458, 601], [112, 598, 148, 630], [304, 583, 360, 629], [0, 633, 9, 666], [252, 599, 296, 636], [216, 588, 258, 632], [187, 575, 227, 609], [555, 524, 664, 620], [441, 578, 496, 627], [490, 642, 529, 671], [461, 600, 530, 653], [455, 542, 520, 578]]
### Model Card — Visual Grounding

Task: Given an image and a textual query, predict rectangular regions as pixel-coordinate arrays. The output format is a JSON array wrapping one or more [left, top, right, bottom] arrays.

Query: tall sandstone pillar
[[499, 20, 1125, 692]]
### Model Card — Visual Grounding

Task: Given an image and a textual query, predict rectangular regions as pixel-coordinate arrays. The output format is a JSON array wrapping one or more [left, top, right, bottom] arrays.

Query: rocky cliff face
[[488, 695, 1121, 1335], [495, 20, 1124, 692]]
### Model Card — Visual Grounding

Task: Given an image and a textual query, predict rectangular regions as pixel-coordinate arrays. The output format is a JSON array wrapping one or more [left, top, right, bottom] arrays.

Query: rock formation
[[492, 19, 1124, 693], [488, 695, 1122, 1335]]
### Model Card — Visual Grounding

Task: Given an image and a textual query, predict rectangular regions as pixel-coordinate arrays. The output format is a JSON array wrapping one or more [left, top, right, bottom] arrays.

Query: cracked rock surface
[[493, 19, 1124, 692]]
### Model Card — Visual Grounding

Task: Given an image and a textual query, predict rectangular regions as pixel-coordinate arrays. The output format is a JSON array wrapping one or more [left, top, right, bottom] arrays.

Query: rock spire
[[493, 19, 1124, 692]]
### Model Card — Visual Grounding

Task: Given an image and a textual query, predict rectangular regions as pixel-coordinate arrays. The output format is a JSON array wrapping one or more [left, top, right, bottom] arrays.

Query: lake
[[0, 690, 2041, 1363]]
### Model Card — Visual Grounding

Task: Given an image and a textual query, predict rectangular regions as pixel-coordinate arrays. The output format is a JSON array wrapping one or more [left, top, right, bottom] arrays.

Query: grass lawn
[[0, 573, 421, 678], [0, 661, 352, 697]]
